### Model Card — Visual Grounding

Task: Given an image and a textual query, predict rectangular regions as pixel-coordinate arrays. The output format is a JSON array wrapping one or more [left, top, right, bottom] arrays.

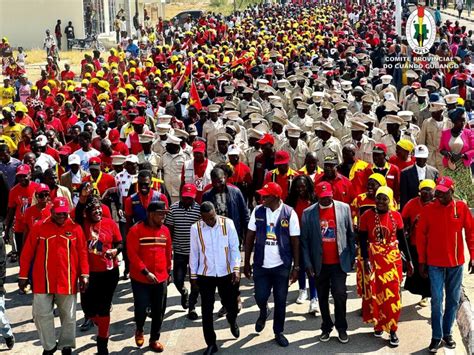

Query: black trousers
[[131, 280, 167, 342], [315, 264, 348, 333], [197, 274, 238, 346], [173, 253, 199, 309], [81, 268, 120, 317], [15, 232, 23, 256]]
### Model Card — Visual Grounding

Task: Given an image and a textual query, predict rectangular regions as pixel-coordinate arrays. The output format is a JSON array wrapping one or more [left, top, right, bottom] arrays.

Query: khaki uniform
[[348, 100, 363, 115], [151, 138, 166, 156], [329, 117, 352, 141], [380, 134, 398, 158], [244, 147, 261, 174], [276, 90, 291, 111], [137, 151, 161, 176], [238, 99, 262, 117], [208, 151, 228, 165], [309, 136, 343, 168], [341, 134, 375, 164], [290, 86, 313, 101], [289, 114, 314, 133], [405, 101, 430, 127], [202, 119, 223, 156], [308, 103, 321, 119], [157, 151, 187, 203], [272, 132, 286, 151], [418, 117, 452, 171], [375, 84, 398, 101], [279, 140, 309, 170], [366, 127, 385, 142]]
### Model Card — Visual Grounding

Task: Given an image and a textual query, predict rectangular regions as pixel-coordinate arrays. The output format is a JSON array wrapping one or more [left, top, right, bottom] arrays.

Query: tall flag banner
[[189, 78, 202, 111], [173, 58, 193, 91]]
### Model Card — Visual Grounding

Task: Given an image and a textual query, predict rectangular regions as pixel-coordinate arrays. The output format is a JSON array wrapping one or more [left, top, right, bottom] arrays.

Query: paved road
[[2, 247, 466, 354]]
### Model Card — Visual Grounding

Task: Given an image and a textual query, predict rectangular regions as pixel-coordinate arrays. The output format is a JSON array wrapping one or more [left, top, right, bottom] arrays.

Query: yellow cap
[[419, 179, 436, 191], [368, 173, 387, 187], [397, 139, 414, 152]]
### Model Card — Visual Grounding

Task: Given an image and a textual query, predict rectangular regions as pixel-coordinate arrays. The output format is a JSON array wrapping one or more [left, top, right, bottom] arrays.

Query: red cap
[[274, 150, 290, 165], [192, 140, 206, 153], [435, 176, 454, 192], [214, 97, 225, 104], [59, 146, 72, 155], [455, 72, 468, 81], [411, 82, 421, 89], [52, 197, 70, 213], [89, 157, 102, 166], [257, 133, 275, 146], [16, 164, 31, 175], [373, 143, 387, 154], [265, 67, 273, 75], [37, 111, 47, 119], [132, 116, 146, 125], [315, 181, 333, 198], [127, 108, 139, 117], [109, 129, 120, 144], [257, 182, 283, 198], [36, 183, 50, 193], [136, 101, 147, 108], [181, 183, 197, 198]]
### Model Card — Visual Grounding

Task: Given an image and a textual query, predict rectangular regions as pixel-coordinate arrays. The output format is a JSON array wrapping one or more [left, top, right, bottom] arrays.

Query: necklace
[[374, 210, 397, 243]]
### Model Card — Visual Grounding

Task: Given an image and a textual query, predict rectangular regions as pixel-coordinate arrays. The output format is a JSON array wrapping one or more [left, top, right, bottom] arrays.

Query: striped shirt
[[166, 201, 201, 255]]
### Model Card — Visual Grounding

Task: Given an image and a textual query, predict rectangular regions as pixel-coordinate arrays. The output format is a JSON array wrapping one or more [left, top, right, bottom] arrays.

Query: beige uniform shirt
[[202, 119, 223, 156], [137, 151, 161, 176], [329, 117, 352, 141], [244, 146, 261, 174], [341, 134, 375, 164], [279, 140, 309, 170], [309, 136, 343, 168], [380, 134, 398, 158], [418, 117, 452, 171], [289, 114, 314, 133], [157, 151, 187, 203]]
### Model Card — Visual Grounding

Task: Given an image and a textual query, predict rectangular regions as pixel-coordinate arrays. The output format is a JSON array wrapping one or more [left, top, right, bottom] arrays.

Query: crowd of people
[[0, 1, 474, 354]]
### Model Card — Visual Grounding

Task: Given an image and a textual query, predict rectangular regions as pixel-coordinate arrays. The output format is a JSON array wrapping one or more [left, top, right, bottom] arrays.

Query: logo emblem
[[281, 219, 289, 228], [406, 6, 436, 55]]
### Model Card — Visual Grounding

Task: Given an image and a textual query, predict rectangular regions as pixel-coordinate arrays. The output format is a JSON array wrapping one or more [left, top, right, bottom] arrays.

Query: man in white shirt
[[74, 131, 100, 171], [189, 201, 241, 355], [244, 182, 300, 348], [31, 137, 56, 173]]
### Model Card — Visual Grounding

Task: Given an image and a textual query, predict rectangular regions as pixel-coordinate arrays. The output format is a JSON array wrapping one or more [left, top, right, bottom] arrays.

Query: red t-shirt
[[84, 217, 122, 272], [359, 209, 404, 244], [388, 155, 415, 172], [23, 204, 52, 237], [8, 182, 40, 232], [294, 198, 311, 222], [83, 173, 116, 196], [111, 141, 130, 156], [401, 197, 424, 246], [320, 205, 339, 265]]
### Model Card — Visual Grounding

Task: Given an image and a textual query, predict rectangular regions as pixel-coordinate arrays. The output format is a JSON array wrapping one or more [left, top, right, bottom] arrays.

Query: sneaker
[[442, 335, 456, 349], [338, 330, 349, 343], [187, 309, 198, 320], [5, 335, 15, 350], [135, 329, 145, 347], [181, 289, 189, 310], [374, 330, 383, 338], [389, 331, 399, 347], [428, 338, 442, 353], [418, 297, 429, 307], [309, 298, 320, 314], [320, 331, 331, 342], [296, 289, 308, 304]]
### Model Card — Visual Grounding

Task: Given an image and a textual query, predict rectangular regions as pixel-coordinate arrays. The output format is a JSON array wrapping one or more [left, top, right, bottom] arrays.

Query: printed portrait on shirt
[[320, 218, 336, 241]]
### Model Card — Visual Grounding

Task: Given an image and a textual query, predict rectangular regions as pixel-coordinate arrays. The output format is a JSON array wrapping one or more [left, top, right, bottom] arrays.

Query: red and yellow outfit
[[263, 167, 299, 201], [19, 217, 89, 294], [314, 173, 355, 205], [357, 163, 400, 203]]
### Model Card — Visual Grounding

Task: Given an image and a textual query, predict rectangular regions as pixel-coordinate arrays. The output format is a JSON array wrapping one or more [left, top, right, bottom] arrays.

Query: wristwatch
[[293, 266, 300, 271]]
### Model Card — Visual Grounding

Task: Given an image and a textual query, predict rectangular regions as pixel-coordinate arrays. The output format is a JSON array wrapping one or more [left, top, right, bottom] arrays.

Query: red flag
[[230, 54, 252, 68], [189, 79, 202, 111], [173, 59, 193, 91]]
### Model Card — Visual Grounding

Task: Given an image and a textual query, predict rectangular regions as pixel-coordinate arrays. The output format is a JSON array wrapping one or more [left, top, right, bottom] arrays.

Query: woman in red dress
[[359, 186, 413, 348]]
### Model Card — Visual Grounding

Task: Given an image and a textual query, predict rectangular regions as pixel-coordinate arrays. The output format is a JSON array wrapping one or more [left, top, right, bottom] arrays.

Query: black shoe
[[80, 318, 94, 332], [43, 346, 57, 355], [428, 338, 442, 353], [255, 306, 271, 333], [61, 348, 72, 355], [337, 330, 349, 343], [97, 336, 109, 355], [5, 335, 14, 350], [187, 309, 198, 320], [374, 330, 383, 338], [121, 272, 129, 280], [320, 331, 331, 342], [181, 289, 189, 310], [230, 321, 240, 338], [203, 344, 218, 355], [275, 333, 289, 347], [217, 306, 227, 318], [389, 331, 399, 347], [442, 335, 456, 349]]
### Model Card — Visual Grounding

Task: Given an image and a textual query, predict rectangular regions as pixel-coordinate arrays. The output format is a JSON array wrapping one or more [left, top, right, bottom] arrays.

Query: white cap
[[125, 154, 139, 164], [181, 92, 189, 99], [166, 135, 181, 145], [36, 135, 48, 147], [227, 144, 241, 156], [414, 144, 429, 158], [139, 132, 155, 144], [381, 74, 393, 84], [68, 154, 80, 166]]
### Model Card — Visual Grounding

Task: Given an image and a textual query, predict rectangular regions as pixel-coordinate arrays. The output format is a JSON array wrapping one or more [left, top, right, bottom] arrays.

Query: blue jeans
[[0, 295, 13, 338], [428, 265, 463, 340], [253, 264, 290, 334]]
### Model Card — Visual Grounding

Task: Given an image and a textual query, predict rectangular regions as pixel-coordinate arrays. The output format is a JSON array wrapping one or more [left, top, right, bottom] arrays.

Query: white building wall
[[0, 0, 85, 49]]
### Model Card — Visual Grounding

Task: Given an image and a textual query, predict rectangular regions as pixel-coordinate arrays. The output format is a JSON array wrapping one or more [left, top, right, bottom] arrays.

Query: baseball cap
[[147, 201, 168, 212], [192, 140, 206, 153], [36, 183, 50, 193], [373, 143, 387, 154], [435, 176, 454, 192], [419, 179, 436, 191], [227, 144, 241, 156], [125, 154, 139, 164], [36, 135, 48, 147], [89, 157, 101, 168], [52, 197, 70, 213], [132, 116, 146, 125], [181, 183, 197, 198], [108, 129, 120, 144], [16, 164, 31, 176], [323, 156, 339, 165], [315, 181, 333, 198], [68, 154, 81, 166], [257, 182, 283, 198], [257, 133, 275, 146], [414, 144, 429, 158], [274, 150, 290, 165]]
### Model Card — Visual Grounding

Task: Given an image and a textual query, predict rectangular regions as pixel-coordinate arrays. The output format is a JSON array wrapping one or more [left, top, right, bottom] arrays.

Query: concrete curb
[[457, 287, 474, 354], [439, 9, 474, 22]]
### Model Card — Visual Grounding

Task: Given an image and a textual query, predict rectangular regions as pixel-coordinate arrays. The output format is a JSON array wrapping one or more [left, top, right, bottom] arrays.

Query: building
[[0, 0, 164, 50]]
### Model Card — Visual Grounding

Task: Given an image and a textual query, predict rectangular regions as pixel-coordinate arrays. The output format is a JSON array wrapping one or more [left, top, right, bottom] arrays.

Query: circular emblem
[[406, 7, 436, 55]]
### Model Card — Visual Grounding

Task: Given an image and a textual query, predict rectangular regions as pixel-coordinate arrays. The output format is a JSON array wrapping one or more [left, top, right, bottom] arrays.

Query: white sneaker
[[309, 298, 320, 314], [296, 289, 308, 304]]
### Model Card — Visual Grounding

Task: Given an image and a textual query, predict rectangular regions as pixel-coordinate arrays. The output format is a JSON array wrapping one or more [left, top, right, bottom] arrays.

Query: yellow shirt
[[3, 123, 25, 145], [0, 86, 15, 106]]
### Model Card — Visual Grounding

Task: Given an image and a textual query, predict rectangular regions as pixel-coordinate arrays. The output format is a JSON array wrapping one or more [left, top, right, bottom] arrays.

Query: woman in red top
[[359, 187, 413, 347], [285, 175, 319, 314], [401, 179, 435, 307], [75, 187, 122, 355]]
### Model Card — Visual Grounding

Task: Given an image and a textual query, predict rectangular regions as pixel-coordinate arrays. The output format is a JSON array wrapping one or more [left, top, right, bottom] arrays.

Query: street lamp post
[[396, 0, 402, 37]]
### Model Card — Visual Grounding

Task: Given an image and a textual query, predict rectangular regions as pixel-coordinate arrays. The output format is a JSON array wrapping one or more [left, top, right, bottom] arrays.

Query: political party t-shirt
[[319, 204, 339, 265]]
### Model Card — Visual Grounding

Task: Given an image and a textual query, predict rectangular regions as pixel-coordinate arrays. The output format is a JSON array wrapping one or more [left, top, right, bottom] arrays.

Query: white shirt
[[248, 203, 300, 268], [416, 164, 427, 181], [115, 170, 137, 200], [71, 171, 82, 184], [74, 148, 100, 170], [34, 153, 57, 172], [190, 216, 241, 278]]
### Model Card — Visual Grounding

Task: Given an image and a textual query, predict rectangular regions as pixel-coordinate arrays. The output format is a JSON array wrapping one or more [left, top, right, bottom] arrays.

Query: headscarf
[[368, 173, 386, 187], [375, 186, 395, 210]]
